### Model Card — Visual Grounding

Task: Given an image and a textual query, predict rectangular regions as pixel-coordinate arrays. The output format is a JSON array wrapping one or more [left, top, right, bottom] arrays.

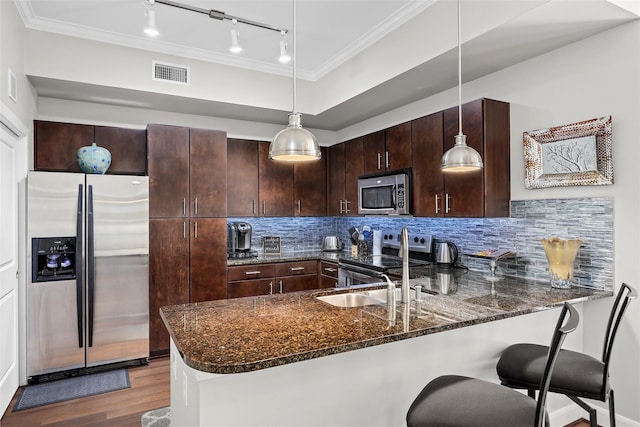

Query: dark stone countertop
[[160, 265, 612, 375], [227, 250, 342, 266]]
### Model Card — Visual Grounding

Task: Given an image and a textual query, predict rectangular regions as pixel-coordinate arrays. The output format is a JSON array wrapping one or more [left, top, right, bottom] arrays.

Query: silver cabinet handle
[[194, 221, 198, 238], [269, 281, 273, 294], [445, 193, 451, 214], [263, 200, 266, 215], [296, 200, 301, 214], [344, 199, 350, 213], [183, 221, 186, 239], [252, 200, 256, 215], [339, 200, 344, 214], [435, 194, 440, 215], [245, 271, 262, 275], [323, 267, 337, 273], [194, 197, 198, 215], [183, 198, 186, 216], [377, 152, 382, 170], [290, 267, 305, 271], [279, 280, 283, 294], [385, 151, 390, 168]]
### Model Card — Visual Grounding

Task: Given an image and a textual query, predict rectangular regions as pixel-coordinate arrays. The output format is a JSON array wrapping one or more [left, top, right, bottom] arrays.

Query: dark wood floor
[[1, 357, 593, 426], [0, 357, 170, 427]]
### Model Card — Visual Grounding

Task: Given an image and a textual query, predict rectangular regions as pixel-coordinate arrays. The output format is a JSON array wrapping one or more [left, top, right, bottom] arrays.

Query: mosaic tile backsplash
[[229, 196, 613, 290]]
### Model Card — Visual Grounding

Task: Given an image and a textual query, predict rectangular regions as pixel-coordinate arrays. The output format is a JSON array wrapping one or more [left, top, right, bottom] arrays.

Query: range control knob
[[414, 237, 420, 243], [420, 238, 426, 244]]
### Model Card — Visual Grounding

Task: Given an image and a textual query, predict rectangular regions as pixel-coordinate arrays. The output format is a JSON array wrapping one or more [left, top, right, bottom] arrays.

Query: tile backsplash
[[229, 196, 613, 290]]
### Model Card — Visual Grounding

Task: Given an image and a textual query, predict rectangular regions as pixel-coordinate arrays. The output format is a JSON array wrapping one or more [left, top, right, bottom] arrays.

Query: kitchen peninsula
[[161, 269, 610, 426]]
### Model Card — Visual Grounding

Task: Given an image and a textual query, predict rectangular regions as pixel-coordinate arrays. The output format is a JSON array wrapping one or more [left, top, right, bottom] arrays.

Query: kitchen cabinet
[[148, 124, 228, 354], [227, 261, 318, 298], [411, 98, 509, 218], [441, 98, 510, 217], [363, 123, 411, 174], [149, 219, 189, 356], [34, 120, 147, 175], [327, 137, 363, 216], [319, 261, 339, 288], [148, 124, 226, 218], [258, 141, 294, 216], [293, 147, 327, 216], [227, 138, 259, 216]]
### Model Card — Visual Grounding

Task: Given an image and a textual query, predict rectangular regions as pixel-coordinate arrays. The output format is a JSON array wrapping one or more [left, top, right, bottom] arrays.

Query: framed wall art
[[523, 115, 613, 189]]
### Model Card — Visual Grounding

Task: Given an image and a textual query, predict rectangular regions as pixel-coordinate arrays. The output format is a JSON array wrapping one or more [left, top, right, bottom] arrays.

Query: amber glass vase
[[541, 237, 583, 288]]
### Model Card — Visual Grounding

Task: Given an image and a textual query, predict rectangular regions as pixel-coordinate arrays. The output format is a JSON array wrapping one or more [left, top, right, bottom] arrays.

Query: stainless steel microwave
[[358, 172, 410, 215]]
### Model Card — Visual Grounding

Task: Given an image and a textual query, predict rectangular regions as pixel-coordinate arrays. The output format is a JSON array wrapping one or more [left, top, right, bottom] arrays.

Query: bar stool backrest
[[602, 283, 638, 381]]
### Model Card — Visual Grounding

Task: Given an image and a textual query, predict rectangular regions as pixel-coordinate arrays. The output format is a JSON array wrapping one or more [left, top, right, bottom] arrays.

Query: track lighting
[[441, 0, 483, 172], [229, 20, 242, 53], [279, 31, 291, 63], [144, 2, 159, 37]]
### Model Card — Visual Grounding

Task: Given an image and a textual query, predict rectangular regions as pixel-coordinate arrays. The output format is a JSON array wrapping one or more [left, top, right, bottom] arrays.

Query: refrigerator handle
[[76, 184, 84, 348], [87, 184, 95, 347]]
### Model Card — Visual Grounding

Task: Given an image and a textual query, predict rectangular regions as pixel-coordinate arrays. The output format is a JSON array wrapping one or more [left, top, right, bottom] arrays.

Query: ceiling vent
[[152, 61, 190, 85]]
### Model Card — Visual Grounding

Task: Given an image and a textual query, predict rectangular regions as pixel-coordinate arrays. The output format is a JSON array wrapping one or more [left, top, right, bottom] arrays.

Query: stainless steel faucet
[[400, 227, 410, 304]]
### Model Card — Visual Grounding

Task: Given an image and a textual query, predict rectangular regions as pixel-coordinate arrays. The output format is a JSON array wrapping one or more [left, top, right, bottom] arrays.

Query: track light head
[[229, 19, 242, 53], [144, 8, 159, 37]]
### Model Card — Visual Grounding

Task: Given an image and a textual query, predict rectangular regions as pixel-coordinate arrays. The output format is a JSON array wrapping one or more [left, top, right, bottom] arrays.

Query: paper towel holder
[[372, 230, 383, 256]]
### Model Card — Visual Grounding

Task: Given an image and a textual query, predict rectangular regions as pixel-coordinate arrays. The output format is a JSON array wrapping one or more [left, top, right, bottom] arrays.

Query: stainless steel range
[[338, 231, 432, 287]]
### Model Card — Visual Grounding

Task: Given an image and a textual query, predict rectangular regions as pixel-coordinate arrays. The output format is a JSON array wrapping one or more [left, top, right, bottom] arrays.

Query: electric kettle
[[435, 241, 459, 265], [322, 236, 343, 252]]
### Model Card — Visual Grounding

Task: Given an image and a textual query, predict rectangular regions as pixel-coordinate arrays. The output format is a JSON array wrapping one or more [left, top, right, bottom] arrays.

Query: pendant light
[[269, 0, 321, 162], [441, 0, 483, 172]]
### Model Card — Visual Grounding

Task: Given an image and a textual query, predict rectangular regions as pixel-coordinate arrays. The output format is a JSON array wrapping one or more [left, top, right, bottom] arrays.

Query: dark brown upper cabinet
[[363, 123, 411, 175], [294, 147, 327, 216], [327, 137, 363, 216]]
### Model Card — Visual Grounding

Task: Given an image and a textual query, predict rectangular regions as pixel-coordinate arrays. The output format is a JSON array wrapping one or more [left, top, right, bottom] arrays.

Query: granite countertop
[[160, 267, 612, 375], [227, 250, 342, 266]]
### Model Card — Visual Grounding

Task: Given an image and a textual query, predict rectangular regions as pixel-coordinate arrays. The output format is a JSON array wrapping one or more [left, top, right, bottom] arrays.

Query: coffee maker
[[227, 222, 254, 258]]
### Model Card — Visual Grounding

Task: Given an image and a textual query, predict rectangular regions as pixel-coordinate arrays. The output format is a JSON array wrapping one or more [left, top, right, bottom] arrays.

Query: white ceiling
[[15, 0, 640, 130]]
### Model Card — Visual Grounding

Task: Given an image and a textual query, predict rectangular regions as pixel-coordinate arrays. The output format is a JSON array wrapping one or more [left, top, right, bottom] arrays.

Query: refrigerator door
[[27, 172, 86, 377], [86, 175, 149, 366]]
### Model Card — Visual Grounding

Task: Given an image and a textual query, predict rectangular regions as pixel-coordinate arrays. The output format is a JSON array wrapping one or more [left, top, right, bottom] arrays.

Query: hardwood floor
[[0, 358, 593, 426], [0, 357, 170, 427]]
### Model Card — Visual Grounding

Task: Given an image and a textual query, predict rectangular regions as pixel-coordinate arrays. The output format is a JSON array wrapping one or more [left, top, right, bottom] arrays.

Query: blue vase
[[77, 143, 111, 174]]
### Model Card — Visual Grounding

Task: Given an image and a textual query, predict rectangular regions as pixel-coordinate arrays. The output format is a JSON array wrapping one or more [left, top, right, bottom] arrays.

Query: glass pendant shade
[[269, 113, 321, 162], [441, 134, 483, 172]]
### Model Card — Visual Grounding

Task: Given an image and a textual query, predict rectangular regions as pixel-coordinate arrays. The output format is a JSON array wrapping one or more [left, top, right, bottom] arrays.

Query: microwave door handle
[[391, 184, 397, 208]]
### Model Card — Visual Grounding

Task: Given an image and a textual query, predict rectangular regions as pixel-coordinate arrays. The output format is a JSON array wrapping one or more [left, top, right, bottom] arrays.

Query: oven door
[[338, 264, 383, 287]]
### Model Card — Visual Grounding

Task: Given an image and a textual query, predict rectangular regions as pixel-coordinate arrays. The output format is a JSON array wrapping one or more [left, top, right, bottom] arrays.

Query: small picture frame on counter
[[263, 236, 282, 256]]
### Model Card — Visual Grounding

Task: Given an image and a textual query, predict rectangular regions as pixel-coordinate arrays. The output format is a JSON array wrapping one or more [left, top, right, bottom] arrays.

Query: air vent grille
[[152, 61, 190, 85]]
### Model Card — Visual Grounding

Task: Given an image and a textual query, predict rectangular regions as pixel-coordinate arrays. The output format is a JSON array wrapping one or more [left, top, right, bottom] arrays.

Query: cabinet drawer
[[320, 274, 338, 289], [278, 275, 318, 293], [228, 278, 274, 299], [320, 261, 338, 278], [227, 264, 275, 281], [275, 260, 318, 277]]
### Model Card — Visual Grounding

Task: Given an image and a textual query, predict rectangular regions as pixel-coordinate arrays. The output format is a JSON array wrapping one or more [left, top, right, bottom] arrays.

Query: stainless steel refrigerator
[[26, 171, 149, 382]]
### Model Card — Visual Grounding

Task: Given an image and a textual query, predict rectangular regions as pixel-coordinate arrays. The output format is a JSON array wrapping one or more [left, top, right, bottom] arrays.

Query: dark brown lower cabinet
[[189, 218, 228, 302], [319, 261, 339, 288], [149, 219, 189, 356], [227, 260, 319, 298]]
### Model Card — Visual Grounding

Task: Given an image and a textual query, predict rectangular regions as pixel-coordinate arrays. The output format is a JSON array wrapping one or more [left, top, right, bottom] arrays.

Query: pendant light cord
[[292, 0, 297, 115], [457, 0, 462, 137]]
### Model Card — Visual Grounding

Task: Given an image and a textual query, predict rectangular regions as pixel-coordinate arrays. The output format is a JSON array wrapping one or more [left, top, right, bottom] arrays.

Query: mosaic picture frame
[[523, 116, 613, 189]]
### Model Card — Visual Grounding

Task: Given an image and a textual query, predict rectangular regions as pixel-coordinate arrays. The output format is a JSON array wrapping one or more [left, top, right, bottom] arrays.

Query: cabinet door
[[294, 147, 327, 216], [442, 101, 484, 217], [363, 130, 386, 174], [344, 137, 364, 216], [227, 139, 259, 216], [411, 112, 444, 217], [385, 121, 412, 171], [190, 128, 227, 218], [147, 124, 190, 218], [94, 126, 147, 175], [320, 261, 338, 289], [149, 219, 190, 355], [278, 275, 318, 293], [228, 279, 274, 298], [258, 141, 294, 216], [190, 219, 228, 302], [481, 99, 511, 218], [327, 144, 346, 216], [34, 121, 94, 172]]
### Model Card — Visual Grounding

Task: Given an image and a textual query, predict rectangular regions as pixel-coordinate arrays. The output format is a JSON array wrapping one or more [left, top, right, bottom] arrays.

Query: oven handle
[[338, 263, 385, 279]]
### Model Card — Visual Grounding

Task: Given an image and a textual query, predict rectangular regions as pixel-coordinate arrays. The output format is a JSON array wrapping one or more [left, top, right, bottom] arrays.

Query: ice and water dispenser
[[31, 237, 77, 282]]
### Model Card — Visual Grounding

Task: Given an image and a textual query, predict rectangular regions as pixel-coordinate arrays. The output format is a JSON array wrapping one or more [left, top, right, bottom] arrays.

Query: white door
[[0, 124, 20, 414]]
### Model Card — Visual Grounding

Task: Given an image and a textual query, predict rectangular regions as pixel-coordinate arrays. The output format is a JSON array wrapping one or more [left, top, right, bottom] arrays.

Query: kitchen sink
[[316, 288, 399, 308]]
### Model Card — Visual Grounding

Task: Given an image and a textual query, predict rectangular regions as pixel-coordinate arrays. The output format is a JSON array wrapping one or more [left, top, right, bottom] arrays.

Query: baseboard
[[550, 403, 640, 427]]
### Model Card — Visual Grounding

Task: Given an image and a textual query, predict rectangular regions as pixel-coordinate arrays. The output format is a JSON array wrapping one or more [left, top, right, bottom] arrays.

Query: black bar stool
[[496, 283, 637, 427], [406, 302, 579, 427]]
